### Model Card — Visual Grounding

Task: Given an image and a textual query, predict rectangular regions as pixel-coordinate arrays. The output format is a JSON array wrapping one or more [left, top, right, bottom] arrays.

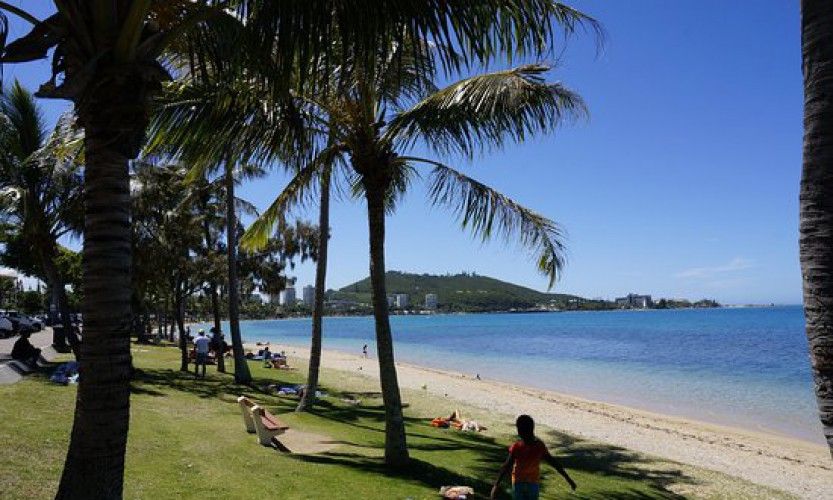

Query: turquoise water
[[214, 306, 823, 444]]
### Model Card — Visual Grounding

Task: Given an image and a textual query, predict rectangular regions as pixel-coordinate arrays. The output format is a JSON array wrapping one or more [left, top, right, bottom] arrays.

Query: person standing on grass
[[193, 329, 211, 378], [490, 415, 576, 499]]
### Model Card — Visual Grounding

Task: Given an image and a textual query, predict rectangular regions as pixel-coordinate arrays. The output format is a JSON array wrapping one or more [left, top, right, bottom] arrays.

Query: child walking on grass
[[491, 415, 577, 499]]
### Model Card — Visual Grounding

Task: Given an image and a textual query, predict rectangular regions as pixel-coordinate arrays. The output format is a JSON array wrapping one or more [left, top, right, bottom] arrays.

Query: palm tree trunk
[[297, 167, 332, 412], [175, 278, 189, 372], [365, 183, 409, 466], [800, 0, 833, 458], [225, 160, 251, 384], [209, 280, 225, 372], [56, 119, 133, 498]]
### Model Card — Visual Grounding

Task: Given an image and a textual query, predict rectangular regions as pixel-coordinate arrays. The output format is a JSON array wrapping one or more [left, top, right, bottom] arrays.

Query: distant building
[[302, 285, 315, 307], [387, 295, 395, 308], [615, 293, 652, 309], [279, 287, 296, 306], [424, 293, 438, 310], [394, 293, 409, 308]]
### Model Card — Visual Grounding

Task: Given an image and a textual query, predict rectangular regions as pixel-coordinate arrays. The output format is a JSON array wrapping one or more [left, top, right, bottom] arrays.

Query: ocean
[[216, 305, 823, 444]]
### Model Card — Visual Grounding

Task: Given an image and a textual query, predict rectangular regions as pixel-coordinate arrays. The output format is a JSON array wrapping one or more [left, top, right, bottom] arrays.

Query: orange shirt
[[509, 439, 548, 484]]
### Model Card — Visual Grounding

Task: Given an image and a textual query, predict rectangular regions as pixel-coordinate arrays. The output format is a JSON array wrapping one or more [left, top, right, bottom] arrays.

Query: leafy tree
[[800, 0, 833, 458], [132, 160, 206, 370], [0, 82, 82, 351], [19, 289, 44, 314]]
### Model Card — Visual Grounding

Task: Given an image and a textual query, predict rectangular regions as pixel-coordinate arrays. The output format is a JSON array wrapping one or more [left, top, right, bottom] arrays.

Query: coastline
[[248, 340, 832, 500]]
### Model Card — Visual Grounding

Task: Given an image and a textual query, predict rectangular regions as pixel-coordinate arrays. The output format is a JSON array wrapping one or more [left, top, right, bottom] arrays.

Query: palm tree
[[0, 1, 599, 486], [295, 164, 332, 413], [800, 0, 833, 458], [0, 82, 83, 353], [244, 56, 585, 465], [223, 158, 253, 384]]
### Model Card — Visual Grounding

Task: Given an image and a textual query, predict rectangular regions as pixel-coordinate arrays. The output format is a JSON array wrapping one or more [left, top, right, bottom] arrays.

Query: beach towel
[[439, 485, 474, 499], [50, 361, 79, 385], [431, 417, 450, 428]]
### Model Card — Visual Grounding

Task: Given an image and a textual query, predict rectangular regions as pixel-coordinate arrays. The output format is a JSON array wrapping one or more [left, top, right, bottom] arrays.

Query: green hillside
[[330, 271, 586, 312]]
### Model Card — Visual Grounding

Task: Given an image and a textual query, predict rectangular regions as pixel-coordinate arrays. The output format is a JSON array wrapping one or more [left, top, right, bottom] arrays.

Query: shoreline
[[247, 340, 832, 500]]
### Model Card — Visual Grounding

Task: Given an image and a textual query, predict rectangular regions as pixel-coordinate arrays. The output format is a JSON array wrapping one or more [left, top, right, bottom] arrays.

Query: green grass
[[0, 344, 791, 499]]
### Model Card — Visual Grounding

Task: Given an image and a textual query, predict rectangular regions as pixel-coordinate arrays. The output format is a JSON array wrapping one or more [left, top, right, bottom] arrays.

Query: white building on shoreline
[[302, 285, 315, 307], [279, 287, 296, 306], [394, 293, 409, 309], [615, 293, 652, 309]]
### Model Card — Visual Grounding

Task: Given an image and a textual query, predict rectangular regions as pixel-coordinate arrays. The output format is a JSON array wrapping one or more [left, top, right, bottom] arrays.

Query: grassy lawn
[[0, 343, 789, 499]]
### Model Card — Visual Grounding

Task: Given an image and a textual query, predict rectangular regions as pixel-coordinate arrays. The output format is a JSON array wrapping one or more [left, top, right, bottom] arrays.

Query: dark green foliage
[[18, 289, 44, 314]]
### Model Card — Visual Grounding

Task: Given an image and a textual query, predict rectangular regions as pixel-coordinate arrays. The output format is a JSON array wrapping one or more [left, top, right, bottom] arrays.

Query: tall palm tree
[[800, 0, 833, 458], [223, 158, 252, 384], [0, 82, 83, 353], [244, 57, 585, 465], [0, 1, 599, 486], [296, 162, 333, 412]]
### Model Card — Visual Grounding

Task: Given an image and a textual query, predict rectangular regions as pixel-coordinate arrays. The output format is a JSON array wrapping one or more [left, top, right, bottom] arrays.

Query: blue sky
[[2, 1, 802, 304]]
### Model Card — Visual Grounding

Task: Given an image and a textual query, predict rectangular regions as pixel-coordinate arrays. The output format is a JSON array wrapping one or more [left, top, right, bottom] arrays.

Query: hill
[[330, 271, 588, 312]]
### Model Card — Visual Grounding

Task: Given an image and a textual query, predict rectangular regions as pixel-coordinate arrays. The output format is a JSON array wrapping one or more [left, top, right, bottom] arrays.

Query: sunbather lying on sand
[[430, 409, 487, 432]]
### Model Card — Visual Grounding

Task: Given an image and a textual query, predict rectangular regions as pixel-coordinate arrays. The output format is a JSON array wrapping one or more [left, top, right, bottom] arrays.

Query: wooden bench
[[236, 396, 257, 433], [251, 405, 290, 446]]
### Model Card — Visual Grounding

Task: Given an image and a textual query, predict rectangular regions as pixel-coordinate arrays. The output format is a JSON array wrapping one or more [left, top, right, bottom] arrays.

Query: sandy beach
[[249, 342, 832, 499]]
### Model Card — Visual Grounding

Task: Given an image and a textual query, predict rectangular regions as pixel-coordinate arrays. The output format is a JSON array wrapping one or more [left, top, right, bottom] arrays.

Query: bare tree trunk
[[225, 160, 251, 384], [42, 253, 78, 357], [364, 182, 409, 466], [297, 167, 331, 412], [800, 0, 833, 458], [56, 114, 133, 499]]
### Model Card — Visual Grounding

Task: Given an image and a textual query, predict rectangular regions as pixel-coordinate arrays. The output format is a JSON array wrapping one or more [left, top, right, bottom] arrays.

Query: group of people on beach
[[190, 327, 229, 377]]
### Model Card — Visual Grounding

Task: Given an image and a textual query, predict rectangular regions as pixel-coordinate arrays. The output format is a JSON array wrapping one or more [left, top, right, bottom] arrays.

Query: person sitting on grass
[[490, 415, 576, 499], [193, 329, 211, 378], [11, 330, 41, 368]]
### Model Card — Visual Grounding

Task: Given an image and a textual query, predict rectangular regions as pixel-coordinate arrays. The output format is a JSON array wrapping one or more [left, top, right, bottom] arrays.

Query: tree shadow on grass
[[129, 366, 299, 411], [528, 430, 693, 500], [128, 366, 695, 499], [289, 453, 498, 495]]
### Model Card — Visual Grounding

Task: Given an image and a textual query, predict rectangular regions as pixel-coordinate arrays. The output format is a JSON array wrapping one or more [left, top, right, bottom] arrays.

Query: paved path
[[0, 328, 54, 355], [0, 328, 57, 384]]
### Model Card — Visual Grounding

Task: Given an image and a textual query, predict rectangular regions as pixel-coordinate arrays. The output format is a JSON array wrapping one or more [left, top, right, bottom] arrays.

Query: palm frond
[[234, 197, 260, 218], [148, 75, 313, 173], [416, 157, 566, 288], [240, 1, 602, 79], [0, 10, 6, 84], [0, 81, 47, 160], [385, 64, 587, 158], [240, 143, 341, 250]]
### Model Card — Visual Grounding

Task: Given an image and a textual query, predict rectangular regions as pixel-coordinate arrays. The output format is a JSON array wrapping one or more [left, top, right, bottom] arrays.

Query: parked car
[[0, 317, 13, 338], [27, 315, 44, 331], [0, 311, 38, 334]]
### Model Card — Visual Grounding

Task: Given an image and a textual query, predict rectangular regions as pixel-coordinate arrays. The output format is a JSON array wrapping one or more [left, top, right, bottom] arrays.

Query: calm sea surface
[[219, 306, 822, 444]]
